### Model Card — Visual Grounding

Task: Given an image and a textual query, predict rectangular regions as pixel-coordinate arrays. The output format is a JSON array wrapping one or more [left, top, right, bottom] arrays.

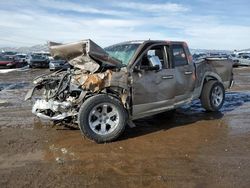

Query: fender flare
[[197, 72, 222, 97]]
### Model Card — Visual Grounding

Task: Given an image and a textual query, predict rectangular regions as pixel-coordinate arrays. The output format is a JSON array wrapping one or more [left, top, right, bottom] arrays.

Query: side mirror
[[148, 56, 162, 71]]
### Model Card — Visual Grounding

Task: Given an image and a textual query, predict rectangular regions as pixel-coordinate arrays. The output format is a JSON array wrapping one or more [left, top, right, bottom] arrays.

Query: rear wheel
[[200, 80, 225, 112], [78, 95, 127, 143]]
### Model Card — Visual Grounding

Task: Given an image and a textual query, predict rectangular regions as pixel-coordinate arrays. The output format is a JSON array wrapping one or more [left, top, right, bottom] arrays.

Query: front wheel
[[200, 80, 225, 112], [78, 95, 127, 143]]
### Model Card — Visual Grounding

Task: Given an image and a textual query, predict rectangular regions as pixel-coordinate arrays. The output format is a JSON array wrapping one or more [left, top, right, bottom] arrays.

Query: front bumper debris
[[32, 99, 77, 120]]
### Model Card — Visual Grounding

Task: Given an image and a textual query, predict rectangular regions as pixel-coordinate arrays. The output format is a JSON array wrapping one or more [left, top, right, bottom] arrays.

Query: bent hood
[[49, 39, 122, 72]]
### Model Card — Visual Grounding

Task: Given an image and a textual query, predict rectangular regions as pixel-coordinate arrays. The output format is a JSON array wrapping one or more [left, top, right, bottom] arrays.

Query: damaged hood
[[49, 39, 123, 72]]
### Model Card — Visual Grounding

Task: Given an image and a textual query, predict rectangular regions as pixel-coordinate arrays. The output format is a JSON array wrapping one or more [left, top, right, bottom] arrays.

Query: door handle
[[162, 75, 174, 79], [184, 71, 193, 75]]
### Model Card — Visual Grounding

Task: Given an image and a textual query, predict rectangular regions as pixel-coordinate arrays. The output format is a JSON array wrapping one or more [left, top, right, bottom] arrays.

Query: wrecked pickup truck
[[25, 39, 233, 143]]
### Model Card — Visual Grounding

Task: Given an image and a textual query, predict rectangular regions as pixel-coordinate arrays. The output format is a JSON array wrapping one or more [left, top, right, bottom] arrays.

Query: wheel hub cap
[[211, 86, 223, 107], [88, 103, 119, 135]]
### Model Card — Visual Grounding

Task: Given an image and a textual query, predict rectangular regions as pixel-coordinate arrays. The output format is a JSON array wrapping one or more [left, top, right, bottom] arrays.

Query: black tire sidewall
[[78, 94, 127, 143]]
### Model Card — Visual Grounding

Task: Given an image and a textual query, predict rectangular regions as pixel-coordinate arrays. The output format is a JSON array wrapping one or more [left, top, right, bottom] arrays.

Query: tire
[[200, 80, 225, 112], [78, 94, 127, 143]]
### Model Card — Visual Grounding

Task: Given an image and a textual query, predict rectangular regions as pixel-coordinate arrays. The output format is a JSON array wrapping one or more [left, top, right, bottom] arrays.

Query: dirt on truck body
[[25, 39, 233, 143]]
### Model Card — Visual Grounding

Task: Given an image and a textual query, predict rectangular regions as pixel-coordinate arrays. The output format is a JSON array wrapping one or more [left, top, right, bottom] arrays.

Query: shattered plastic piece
[[56, 157, 64, 164], [49, 144, 58, 151], [32, 99, 77, 120], [61, 148, 68, 154]]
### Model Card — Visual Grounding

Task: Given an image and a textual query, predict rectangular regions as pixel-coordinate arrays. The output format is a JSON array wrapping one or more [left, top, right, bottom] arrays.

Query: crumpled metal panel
[[72, 70, 112, 92], [49, 39, 122, 72], [71, 68, 128, 92], [69, 56, 100, 73]]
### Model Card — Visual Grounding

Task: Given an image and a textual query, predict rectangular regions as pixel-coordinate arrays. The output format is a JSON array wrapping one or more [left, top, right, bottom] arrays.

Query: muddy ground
[[0, 67, 250, 188]]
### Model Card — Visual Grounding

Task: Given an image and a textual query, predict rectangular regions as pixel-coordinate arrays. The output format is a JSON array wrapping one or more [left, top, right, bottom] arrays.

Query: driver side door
[[131, 44, 176, 119]]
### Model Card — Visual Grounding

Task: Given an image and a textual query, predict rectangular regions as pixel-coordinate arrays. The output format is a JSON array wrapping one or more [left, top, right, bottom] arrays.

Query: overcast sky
[[0, 0, 250, 50]]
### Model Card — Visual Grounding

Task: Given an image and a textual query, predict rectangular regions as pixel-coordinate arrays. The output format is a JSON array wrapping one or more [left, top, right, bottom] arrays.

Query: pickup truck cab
[[26, 40, 233, 143]]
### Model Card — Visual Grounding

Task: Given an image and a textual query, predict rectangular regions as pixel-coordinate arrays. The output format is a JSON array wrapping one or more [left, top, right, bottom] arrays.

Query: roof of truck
[[112, 40, 186, 45], [105, 40, 188, 50]]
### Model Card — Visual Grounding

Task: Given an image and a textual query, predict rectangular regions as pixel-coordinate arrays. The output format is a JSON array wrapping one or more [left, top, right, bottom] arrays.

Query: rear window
[[32, 55, 45, 59], [172, 44, 188, 67], [17, 55, 26, 58]]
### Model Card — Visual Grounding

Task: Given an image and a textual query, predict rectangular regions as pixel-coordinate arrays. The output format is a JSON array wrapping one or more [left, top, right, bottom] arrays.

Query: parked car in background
[[13, 54, 28, 67], [192, 53, 207, 61], [28, 54, 50, 68], [238, 53, 250, 58], [33, 52, 53, 61], [14, 54, 27, 62], [49, 58, 69, 71], [0, 55, 17, 68], [237, 56, 250, 66], [239, 54, 250, 60], [228, 54, 240, 67], [229, 53, 250, 67], [2, 51, 17, 59]]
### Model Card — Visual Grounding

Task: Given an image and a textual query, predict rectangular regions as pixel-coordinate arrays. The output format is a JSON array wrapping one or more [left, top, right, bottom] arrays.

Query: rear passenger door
[[171, 44, 195, 103]]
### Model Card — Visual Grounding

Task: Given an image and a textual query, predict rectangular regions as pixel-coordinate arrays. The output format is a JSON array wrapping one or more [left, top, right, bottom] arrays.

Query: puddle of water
[[0, 82, 30, 91], [222, 91, 250, 112], [181, 91, 250, 136], [226, 100, 250, 136], [0, 66, 30, 74], [181, 91, 250, 113], [228, 116, 250, 136]]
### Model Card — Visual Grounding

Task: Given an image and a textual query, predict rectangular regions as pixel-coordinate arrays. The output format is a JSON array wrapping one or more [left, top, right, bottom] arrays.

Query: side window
[[140, 45, 169, 69], [172, 45, 188, 67]]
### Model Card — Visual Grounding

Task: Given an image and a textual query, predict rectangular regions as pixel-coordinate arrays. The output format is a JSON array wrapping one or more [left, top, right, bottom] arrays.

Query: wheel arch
[[200, 80, 225, 111], [198, 72, 223, 98], [203, 72, 222, 83], [82, 86, 130, 114], [77, 93, 128, 143]]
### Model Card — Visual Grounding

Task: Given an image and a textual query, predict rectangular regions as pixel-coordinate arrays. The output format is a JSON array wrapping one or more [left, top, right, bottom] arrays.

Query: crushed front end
[[25, 39, 130, 125], [26, 70, 81, 123]]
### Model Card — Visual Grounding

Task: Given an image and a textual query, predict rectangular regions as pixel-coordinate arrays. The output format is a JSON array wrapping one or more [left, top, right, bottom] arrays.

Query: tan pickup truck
[[25, 39, 233, 143]]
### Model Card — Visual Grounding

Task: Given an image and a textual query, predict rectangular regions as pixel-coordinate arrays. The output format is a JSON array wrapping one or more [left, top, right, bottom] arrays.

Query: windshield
[[31, 55, 45, 59], [105, 43, 140, 65]]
